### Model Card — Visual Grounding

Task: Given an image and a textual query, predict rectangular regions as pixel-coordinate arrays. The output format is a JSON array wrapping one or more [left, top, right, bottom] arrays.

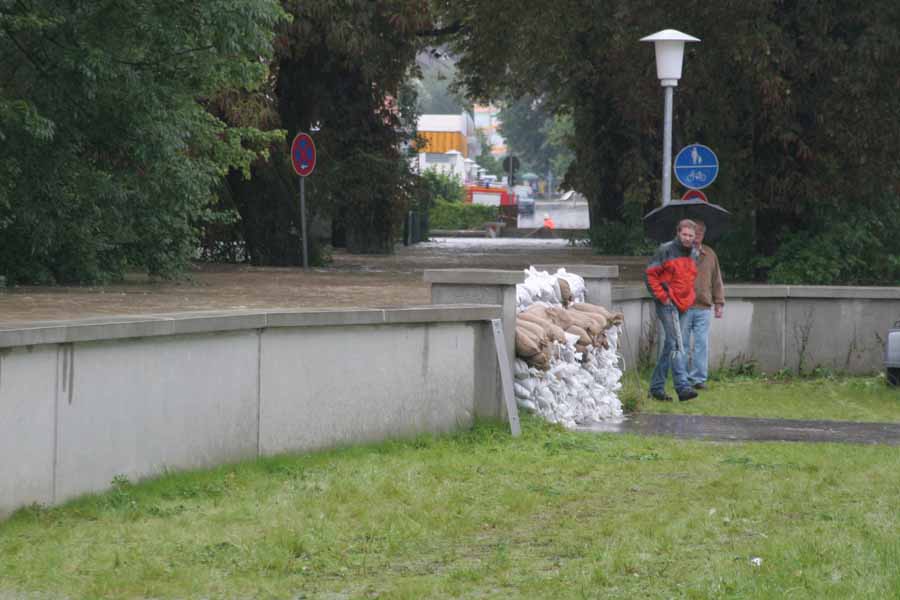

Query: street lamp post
[[640, 29, 700, 206]]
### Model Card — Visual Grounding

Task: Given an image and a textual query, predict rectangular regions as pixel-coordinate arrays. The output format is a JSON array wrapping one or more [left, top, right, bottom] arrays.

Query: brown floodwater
[[0, 239, 648, 324]]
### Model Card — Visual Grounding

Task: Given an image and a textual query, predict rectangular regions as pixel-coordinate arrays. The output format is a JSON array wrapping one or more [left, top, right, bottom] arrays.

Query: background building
[[415, 113, 480, 182], [473, 104, 506, 157]]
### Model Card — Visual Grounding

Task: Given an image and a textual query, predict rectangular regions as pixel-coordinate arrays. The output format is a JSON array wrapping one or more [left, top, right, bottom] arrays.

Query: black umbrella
[[643, 198, 731, 243]]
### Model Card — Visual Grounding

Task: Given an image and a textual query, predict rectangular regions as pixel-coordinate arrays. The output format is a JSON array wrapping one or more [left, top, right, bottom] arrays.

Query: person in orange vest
[[542, 213, 555, 229]]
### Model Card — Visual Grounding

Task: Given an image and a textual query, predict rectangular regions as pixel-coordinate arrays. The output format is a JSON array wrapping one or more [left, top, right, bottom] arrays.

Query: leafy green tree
[[473, 131, 504, 179], [421, 169, 465, 203], [415, 53, 468, 115], [499, 96, 573, 184], [544, 114, 574, 181], [0, 0, 285, 283], [444, 0, 900, 281], [499, 97, 553, 174], [215, 0, 432, 258]]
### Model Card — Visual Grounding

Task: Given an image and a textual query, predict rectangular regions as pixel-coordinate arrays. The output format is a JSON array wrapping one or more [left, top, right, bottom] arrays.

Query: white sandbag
[[514, 382, 531, 399], [519, 377, 537, 394], [554, 269, 586, 303], [514, 269, 624, 428], [518, 399, 537, 412], [514, 359, 531, 379], [516, 284, 533, 311]]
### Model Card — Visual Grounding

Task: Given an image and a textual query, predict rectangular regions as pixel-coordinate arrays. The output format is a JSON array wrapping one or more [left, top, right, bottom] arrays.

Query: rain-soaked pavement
[[580, 413, 900, 446]]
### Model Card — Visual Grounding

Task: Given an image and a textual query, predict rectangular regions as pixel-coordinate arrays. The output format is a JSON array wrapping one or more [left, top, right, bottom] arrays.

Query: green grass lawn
[[1, 411, 899, 599], [622, 373, 900, 423]]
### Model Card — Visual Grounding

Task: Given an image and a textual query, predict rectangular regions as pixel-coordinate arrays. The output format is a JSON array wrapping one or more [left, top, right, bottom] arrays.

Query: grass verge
[[1, 416, 899, 599], [620, 372, 900, 423]]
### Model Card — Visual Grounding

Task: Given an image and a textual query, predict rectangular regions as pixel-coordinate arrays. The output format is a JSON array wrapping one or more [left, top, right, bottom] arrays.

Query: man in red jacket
[[645, 219, 700, 401]]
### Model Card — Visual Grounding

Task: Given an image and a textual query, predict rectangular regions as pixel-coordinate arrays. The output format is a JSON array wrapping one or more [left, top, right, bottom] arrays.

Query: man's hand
[[714, 304, 724, 318]]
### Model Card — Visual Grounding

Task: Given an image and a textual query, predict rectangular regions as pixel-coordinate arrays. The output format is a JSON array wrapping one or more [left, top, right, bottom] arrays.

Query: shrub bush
[[760, 195, 900, 285], [420, 169, 465, 204], [429, 199, 497, 230]]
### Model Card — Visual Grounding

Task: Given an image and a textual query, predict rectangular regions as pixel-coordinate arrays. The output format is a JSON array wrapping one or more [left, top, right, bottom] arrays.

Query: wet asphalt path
[[579, 413, 900, 446]]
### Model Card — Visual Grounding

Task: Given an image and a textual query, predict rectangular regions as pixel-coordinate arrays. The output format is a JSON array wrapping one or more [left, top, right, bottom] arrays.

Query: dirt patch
[[0, 239, 648, 324]]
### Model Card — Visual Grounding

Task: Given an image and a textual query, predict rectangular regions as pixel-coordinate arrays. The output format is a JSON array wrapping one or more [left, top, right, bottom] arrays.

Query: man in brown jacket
[[683, 220, 724, 389]]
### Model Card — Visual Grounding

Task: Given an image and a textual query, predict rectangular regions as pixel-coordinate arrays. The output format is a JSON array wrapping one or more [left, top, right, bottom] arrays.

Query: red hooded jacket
[[645, 239, 699, 312]]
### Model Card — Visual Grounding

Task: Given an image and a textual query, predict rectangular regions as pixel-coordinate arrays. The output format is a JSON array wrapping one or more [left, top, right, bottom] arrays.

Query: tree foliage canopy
[[0, 0, 285, 283], [4, 1, 900, 285], [443, 0, 900, 282], [499, 96, 573, 182], [214, 0, 432, 260]]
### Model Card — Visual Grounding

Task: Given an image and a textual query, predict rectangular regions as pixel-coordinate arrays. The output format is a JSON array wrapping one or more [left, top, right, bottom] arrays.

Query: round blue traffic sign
[[674, 143, 718, 190]]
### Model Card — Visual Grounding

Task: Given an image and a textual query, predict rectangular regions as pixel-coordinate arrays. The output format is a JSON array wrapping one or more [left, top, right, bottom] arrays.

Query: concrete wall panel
[[54, 332, 260, 502], [614, 285, 897, 374], [0, 346, 57, 515], [431, 283, 515, 418], [259, 324, 476, 455], [706, 300, 778, 372], [612, 299, 646, 370], [785, 300, 894, 373]]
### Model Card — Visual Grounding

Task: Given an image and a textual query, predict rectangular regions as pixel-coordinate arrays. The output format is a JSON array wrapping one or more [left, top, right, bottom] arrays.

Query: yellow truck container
[[418, 131, 468, 157]]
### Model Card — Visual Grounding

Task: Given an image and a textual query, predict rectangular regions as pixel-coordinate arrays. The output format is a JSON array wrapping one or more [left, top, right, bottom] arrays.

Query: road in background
[[517, 199, 590, 229]]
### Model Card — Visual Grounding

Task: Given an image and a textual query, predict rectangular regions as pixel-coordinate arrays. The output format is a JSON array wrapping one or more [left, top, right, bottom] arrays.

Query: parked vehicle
[[517, 194, 535, 214], [465, 185, 514, 208]]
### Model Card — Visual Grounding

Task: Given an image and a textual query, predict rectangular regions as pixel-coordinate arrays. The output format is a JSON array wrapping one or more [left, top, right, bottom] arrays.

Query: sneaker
[[648, 390, 673, 402], [677, 388, 698, 401], [693, 382, 707, 390]]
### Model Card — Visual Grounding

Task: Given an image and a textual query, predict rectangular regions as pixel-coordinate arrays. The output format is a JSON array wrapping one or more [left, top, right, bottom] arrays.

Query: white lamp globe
[[640, 29, 700, 86]]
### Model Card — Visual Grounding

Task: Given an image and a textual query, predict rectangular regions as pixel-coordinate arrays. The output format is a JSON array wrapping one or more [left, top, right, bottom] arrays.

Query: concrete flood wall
[[0, 305, 500, 517], [612, 285, 900, 374]]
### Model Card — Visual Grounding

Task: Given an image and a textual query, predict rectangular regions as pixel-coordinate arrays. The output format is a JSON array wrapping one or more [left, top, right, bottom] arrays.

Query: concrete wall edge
[[0, 305, 503, 349]]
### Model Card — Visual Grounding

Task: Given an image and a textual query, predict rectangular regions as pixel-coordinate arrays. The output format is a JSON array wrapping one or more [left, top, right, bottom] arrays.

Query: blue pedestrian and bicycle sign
[[673, 143, 718, 190]]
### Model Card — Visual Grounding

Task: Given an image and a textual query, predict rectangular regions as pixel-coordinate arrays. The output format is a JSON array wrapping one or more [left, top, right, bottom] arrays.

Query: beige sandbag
[[519, 312, 566, 343], [516, 326, 541, 358], [571, 302, 607, 316], [566, 325, 591, 347], [544, 306, 575, 330], [518, 311, 549, 327], [572, 302, 625, 325], [525, 348, 550, 370], [588, 313, 609, 331], [593, 331, 609, 349], [517, 319, 547, 343], [522, 304, 549, 319], [543, 321, 567, 344], [574, 343, 589, 360], [557, 278, 573, 306], [565, 309, 603, 338]]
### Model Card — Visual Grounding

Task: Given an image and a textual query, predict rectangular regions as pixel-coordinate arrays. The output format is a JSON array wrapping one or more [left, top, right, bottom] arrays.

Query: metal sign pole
[[661, 85, 674, 206], [300, 176, 309, 270]]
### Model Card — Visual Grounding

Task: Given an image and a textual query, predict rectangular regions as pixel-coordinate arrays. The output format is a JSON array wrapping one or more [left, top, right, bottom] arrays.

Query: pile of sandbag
[[515, 266, 586, 312], [513, 267, 625, 428]]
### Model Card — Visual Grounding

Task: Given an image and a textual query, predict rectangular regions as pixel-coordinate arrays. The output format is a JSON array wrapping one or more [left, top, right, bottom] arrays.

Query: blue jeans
[[683, 307, 712, 386], [650, 302, 691, 394]]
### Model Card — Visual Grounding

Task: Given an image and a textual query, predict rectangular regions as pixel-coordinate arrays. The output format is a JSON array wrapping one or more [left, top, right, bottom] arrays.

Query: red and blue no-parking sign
[[291, 132, 316, 177]]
